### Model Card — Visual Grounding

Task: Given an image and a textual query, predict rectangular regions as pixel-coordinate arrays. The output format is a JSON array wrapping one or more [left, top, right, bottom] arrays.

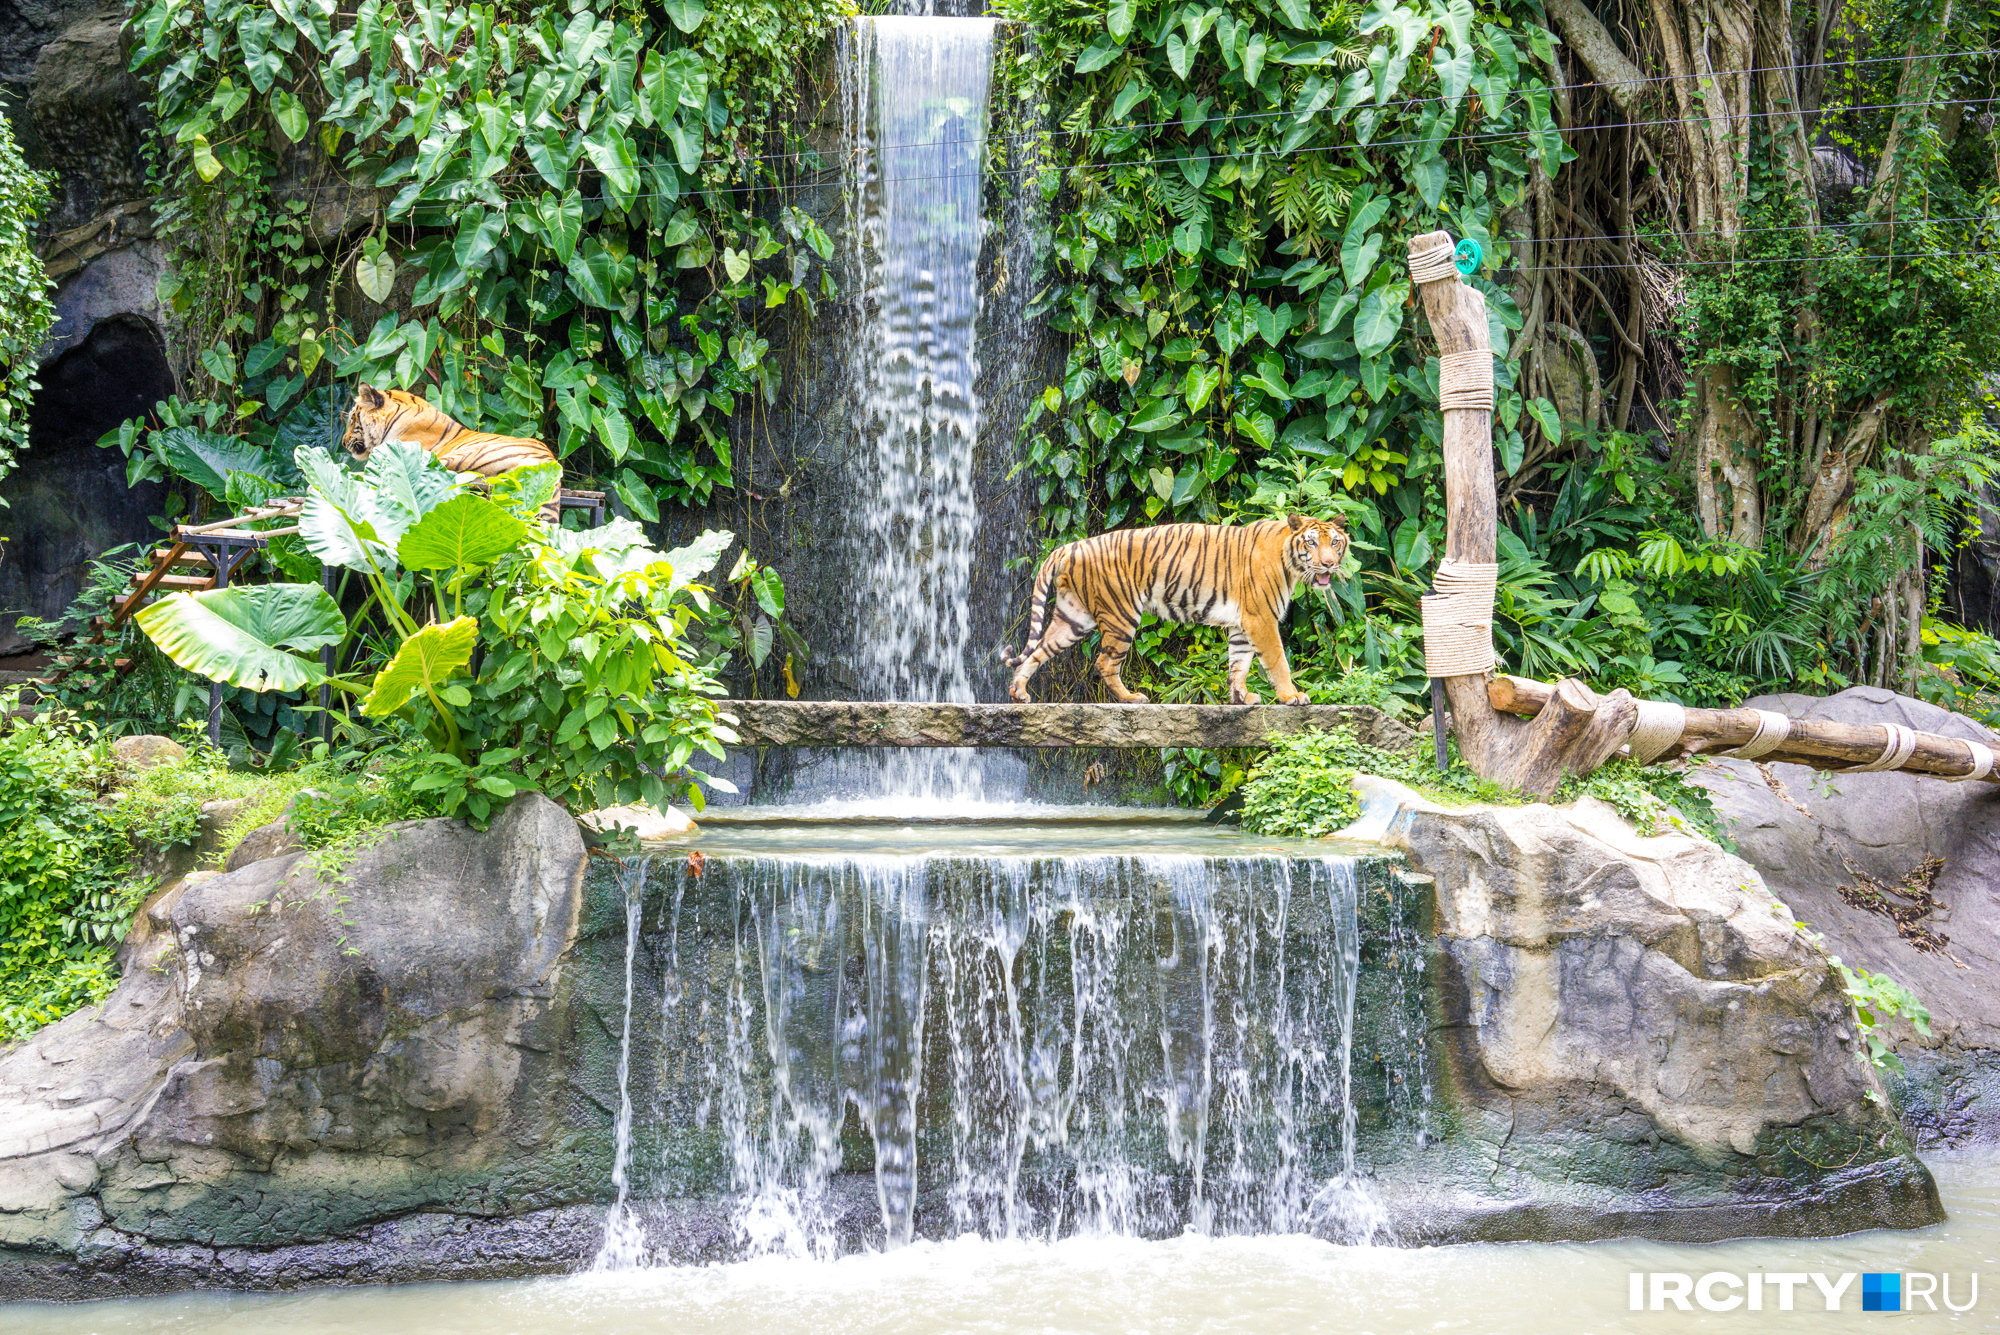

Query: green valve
[[1453, 238, 1482, 275]]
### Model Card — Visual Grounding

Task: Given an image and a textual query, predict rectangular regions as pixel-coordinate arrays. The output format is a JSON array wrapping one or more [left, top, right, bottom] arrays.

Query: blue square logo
[[1862, 1272, 1902, 1312]]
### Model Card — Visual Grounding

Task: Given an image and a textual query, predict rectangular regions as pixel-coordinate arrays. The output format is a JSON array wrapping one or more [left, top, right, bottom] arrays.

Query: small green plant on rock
[[1835, 961, 1933, 1075]]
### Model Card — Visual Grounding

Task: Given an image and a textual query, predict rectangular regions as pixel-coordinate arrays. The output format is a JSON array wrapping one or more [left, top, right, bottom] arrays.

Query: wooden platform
[[723, 700, 1417, 750]]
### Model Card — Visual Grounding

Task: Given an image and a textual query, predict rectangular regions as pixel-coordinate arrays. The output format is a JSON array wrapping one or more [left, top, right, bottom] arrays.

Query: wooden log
[[725, 700, 1419, 751], [1488, 674, 2000, 783]]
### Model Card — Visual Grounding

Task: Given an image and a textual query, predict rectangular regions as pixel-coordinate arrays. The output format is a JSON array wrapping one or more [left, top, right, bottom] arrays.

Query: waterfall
[[590, 833, 1396, 1265], [591, 858, 653, 1270], [820, 15, 1026, 806]]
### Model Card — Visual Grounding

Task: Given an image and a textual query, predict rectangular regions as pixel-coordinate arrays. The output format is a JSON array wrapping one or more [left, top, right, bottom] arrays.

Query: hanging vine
[[119, 0, 847, 521]]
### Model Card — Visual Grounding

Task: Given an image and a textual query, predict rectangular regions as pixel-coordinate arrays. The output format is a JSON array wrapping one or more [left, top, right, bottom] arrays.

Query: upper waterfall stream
[[816, 14, 1024, 806]]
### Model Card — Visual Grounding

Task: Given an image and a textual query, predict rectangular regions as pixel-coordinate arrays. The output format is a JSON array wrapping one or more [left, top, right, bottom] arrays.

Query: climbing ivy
[[0, 113, 56, 497], [996, 0, 1567, 546], [125, 0, 845, 518]]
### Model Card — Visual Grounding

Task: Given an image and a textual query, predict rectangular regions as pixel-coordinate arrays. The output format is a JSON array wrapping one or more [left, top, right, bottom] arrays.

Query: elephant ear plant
[[135, 441, 738, 822]]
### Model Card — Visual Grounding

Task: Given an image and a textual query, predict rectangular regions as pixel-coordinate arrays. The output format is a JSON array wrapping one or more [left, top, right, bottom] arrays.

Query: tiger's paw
[[1009, 680, 1032, 703], [1230, 688, 1262, 705], [1115, 691, 1151, 704], [1278, 691, 1310, 706]]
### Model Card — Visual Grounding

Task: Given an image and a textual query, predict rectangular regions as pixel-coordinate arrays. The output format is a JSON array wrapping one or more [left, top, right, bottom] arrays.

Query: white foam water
[[593, 843, 1382, 1266]]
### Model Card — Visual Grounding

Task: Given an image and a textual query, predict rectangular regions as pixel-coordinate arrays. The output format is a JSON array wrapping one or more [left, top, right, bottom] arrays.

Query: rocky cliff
[[0, 785, 1943, 1298], [1692, 685, 2000, 1146], [1362, 780, 1938, 1243]]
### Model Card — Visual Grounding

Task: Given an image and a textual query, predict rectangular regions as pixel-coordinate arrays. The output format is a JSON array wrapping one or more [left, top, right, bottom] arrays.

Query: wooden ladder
[[111, 541, 215, 627]]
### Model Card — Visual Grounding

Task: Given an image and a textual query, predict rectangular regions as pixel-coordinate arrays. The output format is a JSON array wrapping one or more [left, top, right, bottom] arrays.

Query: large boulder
[[0, 794, 595, 1298], [1365, 781, 1939, 1242], [1690, 686, 2000, 1143]]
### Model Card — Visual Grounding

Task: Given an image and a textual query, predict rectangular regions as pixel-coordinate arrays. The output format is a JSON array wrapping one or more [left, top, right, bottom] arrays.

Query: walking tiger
[[1004, 515, 1349, 706], [341, 385, 561, 520]]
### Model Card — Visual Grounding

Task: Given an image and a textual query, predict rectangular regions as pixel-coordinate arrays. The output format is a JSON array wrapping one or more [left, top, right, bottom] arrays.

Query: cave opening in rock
[[0, 312, 173, 653]]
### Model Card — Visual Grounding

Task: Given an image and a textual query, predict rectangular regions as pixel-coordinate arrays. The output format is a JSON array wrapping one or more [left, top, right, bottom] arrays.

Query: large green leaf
[[135, 584, 342, 692], [490, 460, 563, 524], [660, 528, 734, 593], [567, 237, 637, 310], [1339, 195, 1390, 286], [398, 494, 532, 571], [297, 446, 393, 570], [156, 428, 278, 501], [1354, 284, 1407, 359], [583, 128, 640, 212], [661, 0, 705, 33], [365, 438, 459, 529], [534, 191, 582, 264], [362, 616, 479, 717]]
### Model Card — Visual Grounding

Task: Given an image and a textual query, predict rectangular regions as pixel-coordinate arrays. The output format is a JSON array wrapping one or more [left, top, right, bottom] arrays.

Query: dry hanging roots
[[1836, 855, 1958, 958]]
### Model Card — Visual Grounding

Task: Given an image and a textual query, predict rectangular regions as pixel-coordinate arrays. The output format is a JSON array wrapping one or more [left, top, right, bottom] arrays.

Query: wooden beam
[[725, 700, 1418, 751], [1488, 675, 2000, 782]]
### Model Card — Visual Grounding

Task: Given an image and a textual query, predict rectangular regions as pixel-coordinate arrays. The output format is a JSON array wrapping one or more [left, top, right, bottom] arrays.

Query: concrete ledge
[[722, 700, 1418, 750]]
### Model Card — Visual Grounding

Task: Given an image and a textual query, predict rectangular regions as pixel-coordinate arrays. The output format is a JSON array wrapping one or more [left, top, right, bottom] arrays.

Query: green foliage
[[134, 443, 741, 823], [1234, 724, 1727, 845], [0, 697, 135, 962], [1235, 731, 1369, 837], [123, 0, 846, 513], [0, 111, 55, 498], [1834, 960, 1933, 1074], [0, 699, 476, 1045], [999, 0, 1565, 539], [1556, 758, 1730, 849]]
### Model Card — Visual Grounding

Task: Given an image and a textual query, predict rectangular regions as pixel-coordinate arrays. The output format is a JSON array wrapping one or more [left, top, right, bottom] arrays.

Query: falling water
[[591, 825, 1404, 1266], [824, 15, 1025, 805], [592, 858, 654, 1271]]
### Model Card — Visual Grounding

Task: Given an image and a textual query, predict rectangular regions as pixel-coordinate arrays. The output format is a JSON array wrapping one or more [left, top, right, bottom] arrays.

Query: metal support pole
[[205, 541, 228, 747]]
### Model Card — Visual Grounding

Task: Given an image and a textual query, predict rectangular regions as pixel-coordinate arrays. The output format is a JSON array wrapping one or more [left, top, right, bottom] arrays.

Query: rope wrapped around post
[[1421, 559, 1498, 677]]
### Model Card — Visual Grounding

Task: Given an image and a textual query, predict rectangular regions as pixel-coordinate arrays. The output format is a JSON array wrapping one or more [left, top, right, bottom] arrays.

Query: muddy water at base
[[7, 1147, 1998, 1334]]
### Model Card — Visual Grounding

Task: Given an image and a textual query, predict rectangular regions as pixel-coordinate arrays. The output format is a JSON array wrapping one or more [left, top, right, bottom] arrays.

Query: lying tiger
[[341, 385, 561, 520], [1005, 514, 1349, 706]]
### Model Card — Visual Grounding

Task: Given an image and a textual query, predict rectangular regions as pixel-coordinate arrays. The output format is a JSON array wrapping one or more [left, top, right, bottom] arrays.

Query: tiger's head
[[341, 384, 447, 462], [1283, 513, 1349, 590], [341, 384, 401, 461]]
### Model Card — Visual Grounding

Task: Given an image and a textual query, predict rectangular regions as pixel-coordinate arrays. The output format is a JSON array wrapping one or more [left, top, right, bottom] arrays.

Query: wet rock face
[[1690, 686, 2000, 1144], [21, 0, 149, 232], [1375, 788, 1941, 1243], [0, 795, 592, 1299]]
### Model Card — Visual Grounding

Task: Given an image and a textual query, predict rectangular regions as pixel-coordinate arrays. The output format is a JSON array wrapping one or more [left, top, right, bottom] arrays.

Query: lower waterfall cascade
[[587, 819, 1423, 1267]]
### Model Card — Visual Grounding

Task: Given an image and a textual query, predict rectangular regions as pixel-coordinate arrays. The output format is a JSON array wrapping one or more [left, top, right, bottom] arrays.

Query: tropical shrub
[[134, 444, 737, 821]]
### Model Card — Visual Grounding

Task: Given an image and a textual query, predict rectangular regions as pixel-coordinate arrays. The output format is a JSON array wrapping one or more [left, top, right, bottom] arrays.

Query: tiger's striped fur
[[341, 386, 561, 520], [1004, 515, 1348, 706]]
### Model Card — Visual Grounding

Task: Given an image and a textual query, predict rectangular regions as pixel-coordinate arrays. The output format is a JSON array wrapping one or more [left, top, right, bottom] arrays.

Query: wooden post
[[1409, 231, 1634, 798]]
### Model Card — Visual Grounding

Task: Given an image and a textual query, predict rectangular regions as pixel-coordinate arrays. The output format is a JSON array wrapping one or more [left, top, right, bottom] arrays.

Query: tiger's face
[[1285, 513, 1349, 590], [340, 384, 396, 461]]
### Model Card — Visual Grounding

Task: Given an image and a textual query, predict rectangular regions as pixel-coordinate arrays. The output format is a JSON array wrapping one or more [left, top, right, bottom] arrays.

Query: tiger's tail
[[1003, 548, 1065, 668]]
